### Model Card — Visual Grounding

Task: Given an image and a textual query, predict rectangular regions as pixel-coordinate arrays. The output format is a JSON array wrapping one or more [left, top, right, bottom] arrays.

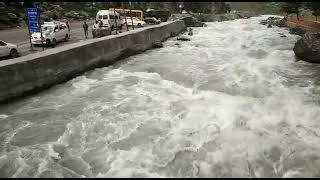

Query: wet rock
[[275, 18, 287, 27], [279, 33, 287, 37], [260, 20, 268, 25], [177, 36, 191, 41], [183, 16, 205, 27], [289, 26, 306, 36], [193, 11, 257, 23], [153, 42, 163, 48], [293, 32, 320, 63], [188, 28, 193, 36], [260, 17, 287, 28]]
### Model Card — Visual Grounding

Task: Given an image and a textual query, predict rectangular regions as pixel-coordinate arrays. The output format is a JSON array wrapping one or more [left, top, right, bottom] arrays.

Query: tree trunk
[[296, 13, 299, 21]]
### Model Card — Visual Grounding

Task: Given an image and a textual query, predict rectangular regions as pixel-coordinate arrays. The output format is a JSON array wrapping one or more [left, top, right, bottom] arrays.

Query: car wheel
[[64, 34, 69, 42], [9, 49, 18, 58], [46, 39, 51, 47], [51, 38, 56, 48], [137, 23, 142, 27]]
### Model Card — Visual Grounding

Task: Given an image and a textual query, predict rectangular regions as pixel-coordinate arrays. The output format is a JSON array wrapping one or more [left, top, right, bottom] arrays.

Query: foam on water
[[1, 16, 320, 177]]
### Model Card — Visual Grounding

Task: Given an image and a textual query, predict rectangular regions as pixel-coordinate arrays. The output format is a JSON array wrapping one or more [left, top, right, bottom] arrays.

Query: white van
[[96, 10, 122, 30]]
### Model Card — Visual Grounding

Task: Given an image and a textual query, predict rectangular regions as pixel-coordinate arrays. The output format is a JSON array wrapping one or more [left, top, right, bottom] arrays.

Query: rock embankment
[[259, 16, 319, 63], [192, 11, 258, 22], [293, 32, 320, 63], [259, 16, 286, 27]]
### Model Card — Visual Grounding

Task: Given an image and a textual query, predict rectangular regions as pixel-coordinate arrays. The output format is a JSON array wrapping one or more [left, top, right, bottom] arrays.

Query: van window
[[0, 41, 6, 46], [109, 14, 115, 19], [97, 15, 102, 20], [102, 15, 108, 19], [60, 25, 66, 29]]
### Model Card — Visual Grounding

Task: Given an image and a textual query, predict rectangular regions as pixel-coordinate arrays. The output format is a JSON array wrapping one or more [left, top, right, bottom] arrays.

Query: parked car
[[96, 10, 122, 30], [31, 21, 69, 48], [0, 40, 19, 59], [144, 17, 161, 24], [122, 17, 146, 27]]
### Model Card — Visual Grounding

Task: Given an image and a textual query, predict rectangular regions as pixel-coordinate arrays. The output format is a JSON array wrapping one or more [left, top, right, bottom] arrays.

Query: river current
[[1, 15, 320, 178]]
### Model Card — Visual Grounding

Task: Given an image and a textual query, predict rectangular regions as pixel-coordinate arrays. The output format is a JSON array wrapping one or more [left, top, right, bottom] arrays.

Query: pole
[[122, 2, 129, 31], [38, 6, 44, 51], [113, 7, 118, 34], [129, 2, 134, 30], [26, 8, 33, 50]]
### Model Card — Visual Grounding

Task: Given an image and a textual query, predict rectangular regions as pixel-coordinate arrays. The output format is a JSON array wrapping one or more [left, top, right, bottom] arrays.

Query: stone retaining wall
[[0, 20, 186, 103]]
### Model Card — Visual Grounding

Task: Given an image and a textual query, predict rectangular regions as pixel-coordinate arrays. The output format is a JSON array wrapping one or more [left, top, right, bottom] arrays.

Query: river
[[1, 15, 320, 178]]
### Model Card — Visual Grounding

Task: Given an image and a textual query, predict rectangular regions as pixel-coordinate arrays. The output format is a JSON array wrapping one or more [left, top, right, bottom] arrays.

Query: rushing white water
[[1, 15, 320, 178]]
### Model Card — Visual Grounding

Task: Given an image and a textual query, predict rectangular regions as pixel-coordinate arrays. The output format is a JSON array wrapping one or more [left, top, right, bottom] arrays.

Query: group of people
[[82, 20, 103, 39]]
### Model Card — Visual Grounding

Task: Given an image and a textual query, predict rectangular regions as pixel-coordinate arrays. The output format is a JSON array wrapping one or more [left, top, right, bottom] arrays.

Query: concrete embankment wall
[[0, 20, 186, 103]]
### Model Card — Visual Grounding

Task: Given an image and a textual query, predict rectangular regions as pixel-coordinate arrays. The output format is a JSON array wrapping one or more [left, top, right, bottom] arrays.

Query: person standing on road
[[93, 21, 100, 29], [66, 21, 70, 32], [83, 21, 89, 39]]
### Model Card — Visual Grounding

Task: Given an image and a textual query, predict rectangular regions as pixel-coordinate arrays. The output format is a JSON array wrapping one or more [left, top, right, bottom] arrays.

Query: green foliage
[[305, 2, 320, 20], [281, 2, 302, 15], [229, 2, 282, 15]]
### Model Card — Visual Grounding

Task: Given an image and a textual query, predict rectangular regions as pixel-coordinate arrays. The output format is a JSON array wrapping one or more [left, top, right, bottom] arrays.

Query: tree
[[281, 2, 302, 20], [305, 2, 320, 21]]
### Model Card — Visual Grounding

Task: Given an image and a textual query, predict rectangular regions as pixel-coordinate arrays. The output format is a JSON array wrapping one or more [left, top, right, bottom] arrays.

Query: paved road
[[0, 20, 147, 58], [0, 20, 95, 45]]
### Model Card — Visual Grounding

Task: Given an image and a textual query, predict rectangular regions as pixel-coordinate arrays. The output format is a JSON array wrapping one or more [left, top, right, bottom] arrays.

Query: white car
[[122, 17, 146, 27], [31, 21, 70, 48], [0, 40, 19, 59]]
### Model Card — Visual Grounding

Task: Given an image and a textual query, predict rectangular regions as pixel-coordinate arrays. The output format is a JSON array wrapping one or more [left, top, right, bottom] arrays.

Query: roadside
[[0, 19, 151, 59], [287, 16, 320, 32]]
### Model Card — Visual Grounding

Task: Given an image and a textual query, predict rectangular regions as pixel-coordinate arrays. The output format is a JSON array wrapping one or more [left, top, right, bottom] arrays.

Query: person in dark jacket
[[66, 21, 70, 32], [83, 21, 89, 38]]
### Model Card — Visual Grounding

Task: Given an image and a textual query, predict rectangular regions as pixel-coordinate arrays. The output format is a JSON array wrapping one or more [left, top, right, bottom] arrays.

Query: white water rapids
[[1, 15, 320, 178]]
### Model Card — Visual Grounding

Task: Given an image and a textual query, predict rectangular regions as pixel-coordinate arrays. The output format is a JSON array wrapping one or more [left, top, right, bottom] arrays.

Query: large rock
[[293, 32, 320, 63], [289, 26, 306, 36], [183, 16, 206, 27], [260, 16, 286, 27]]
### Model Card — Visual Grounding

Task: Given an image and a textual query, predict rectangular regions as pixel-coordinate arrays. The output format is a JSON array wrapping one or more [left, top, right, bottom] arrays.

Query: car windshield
[[42, 26, 53, 33]]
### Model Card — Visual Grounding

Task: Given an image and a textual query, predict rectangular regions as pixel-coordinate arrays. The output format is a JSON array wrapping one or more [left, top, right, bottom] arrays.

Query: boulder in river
[[260, 17, 286, 28], [183, 16, 206, 27], [188, 28, 193, 36], [293, 32, 320, 63], [153, 42, 163, 48], [177, 36, 191, 41]]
